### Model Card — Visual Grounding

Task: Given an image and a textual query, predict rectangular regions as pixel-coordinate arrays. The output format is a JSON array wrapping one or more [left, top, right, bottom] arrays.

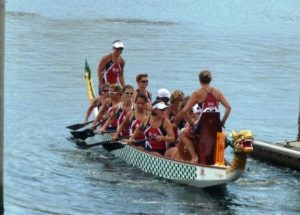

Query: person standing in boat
[[91, 84, 122, 129], [131, 100, 178, 158], [181, 70, 231, 163], [83, 83, 110, 125], [98, 40, 125, 95], [99, 85, 135, 134]]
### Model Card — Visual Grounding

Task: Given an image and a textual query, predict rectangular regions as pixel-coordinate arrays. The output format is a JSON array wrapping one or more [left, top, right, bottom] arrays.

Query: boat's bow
[[227, 130, 254, 174]]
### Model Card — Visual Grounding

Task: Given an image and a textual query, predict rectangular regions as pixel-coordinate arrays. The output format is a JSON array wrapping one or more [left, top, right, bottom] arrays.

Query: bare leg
[[182, 136, 198, 164], [165, 147, 180, 160]]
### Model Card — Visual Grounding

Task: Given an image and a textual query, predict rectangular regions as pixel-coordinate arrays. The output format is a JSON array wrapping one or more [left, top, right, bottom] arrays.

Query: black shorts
[[134, 140, 145, 148], [145, 145, 165, 155]]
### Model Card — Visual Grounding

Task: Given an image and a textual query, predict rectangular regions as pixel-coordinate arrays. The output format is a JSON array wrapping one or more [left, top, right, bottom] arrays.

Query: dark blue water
[[5, 1, 300, 214]]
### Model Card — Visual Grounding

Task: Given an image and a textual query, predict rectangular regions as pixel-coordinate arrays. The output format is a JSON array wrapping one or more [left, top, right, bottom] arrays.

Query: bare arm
[[218, 92, 231, 126], [158, 119, 175, 143], [132, 117, 147, 140], [182, 92, 198, 126], [114, 111, 132, 138], [91, 98, 111, 128], [99, 105, 117, 133], [83, 97, 100, 124], [98, 56, 109, 93], [147, 91, 152, 102]]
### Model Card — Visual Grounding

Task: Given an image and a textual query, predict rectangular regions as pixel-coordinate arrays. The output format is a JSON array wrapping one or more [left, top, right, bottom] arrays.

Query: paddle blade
[[102, 141, 126, 151], [66, 120, 94, 131], [66, 123, 86, 131], [101, 138, 148, 151], [70, 129, 95, 139], [75, 139, 88, 148], [81, 135, 131, 149]]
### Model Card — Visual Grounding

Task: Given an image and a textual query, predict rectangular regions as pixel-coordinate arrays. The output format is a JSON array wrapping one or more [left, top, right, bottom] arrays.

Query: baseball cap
[[152, 101, 168, 110], [157, 88, 170, 98], [112, 40, 124, 49]]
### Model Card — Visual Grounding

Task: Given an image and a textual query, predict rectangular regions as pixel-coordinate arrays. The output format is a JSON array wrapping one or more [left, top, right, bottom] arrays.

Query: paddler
[[99, 85, 135, 134], [91, 84, 122, 129], [130, 100, 178, 158], [112, 93, 149, 142], [83, 83, 110, 125]]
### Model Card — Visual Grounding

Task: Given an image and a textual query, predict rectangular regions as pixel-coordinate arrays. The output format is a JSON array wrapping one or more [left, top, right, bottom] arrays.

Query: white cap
[[152, 102, 168, 110], [157, 88, 170, 98], [192, 104, 202, 114], [112, 41, 124, 49]]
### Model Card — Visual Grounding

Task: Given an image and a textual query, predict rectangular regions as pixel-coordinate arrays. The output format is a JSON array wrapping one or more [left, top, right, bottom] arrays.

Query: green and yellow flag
[[84, 59, 96, 103]]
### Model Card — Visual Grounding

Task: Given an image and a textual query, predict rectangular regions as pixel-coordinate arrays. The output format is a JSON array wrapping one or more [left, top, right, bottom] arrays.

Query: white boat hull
[[110, 142, 243, 188]]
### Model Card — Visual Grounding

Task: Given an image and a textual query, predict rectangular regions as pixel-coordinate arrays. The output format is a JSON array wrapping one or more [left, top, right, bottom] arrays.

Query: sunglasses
[[158, 108, 167, 112], [160, 97, 170, 102], [115, 48, 123, 51], [109, 91, 118, 95], [140, 80, 149, 83], [125, 92, 134, 95]]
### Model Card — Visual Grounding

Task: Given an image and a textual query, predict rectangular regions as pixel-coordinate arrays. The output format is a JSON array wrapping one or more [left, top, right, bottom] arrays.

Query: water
[[5, 0, 300, 214]]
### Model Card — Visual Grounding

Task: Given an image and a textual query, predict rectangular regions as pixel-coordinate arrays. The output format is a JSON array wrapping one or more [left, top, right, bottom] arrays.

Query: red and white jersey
[[143, 118, 167, 151], [200, 88, 219, 113], [103, 61, 122, 84], [117, 102, 134, 137]]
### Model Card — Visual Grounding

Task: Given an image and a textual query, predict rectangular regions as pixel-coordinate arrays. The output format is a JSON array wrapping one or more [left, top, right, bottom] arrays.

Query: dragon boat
[[76, 61, 254, 188]]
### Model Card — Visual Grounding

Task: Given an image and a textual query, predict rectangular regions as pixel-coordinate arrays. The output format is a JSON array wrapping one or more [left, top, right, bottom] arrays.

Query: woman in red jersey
[[113, 93, 149, 142], [182, 70, 231, 163], [98, 40, 125, 95], [131, 100, 175, 156]]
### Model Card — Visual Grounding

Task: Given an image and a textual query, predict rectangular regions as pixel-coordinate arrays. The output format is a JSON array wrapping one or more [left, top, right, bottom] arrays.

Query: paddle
[[71, 128, 117, 140], [66, 120, 94, 131], [69, 117, 111, 139], [102, 138, 152, 152], [76, 135, 131, 149], [71, 128, 95, 139]]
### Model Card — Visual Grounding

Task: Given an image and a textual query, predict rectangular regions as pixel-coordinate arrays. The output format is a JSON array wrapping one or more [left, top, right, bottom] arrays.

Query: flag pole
[[0, 0, 5, 213]]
